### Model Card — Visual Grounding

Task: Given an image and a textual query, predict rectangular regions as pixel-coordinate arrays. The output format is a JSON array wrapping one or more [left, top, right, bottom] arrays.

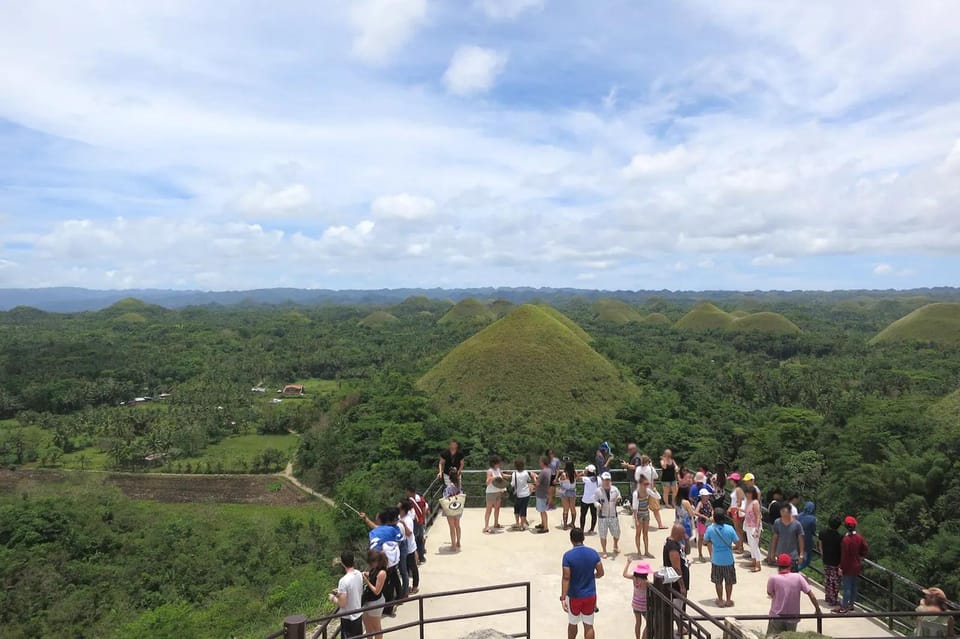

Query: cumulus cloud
[[350, 0, 427, 64], [621, 146, 693, 179], [1, 2, 959, 290], [443, 46, 508, 96], [474, 0, 545, 19], [873, 263, 893, 275], [371, 193, 437, 220], [237, 183, 311, 216]]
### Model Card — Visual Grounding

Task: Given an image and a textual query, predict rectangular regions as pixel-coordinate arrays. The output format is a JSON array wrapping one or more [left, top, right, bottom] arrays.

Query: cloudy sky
[[1, 0, 959, 291]]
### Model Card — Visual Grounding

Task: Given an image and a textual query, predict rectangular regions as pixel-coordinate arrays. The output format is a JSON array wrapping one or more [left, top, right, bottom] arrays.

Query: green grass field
[[166, 433, 298, 472], [59, 446, 111, 470]]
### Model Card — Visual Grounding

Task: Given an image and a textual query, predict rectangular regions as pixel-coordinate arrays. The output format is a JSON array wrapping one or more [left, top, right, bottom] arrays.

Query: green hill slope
[[593, 298, 645, 324], [869, 303, 960, 345], [417, 305, 635, 423], [439, 298, 496, 325], [730, 312, 801, 335], [358, 311, 399, 328], [675, 302, 734, 331], [537, 305, 593, 342]]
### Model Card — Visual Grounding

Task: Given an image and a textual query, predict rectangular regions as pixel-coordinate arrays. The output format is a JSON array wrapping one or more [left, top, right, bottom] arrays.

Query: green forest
[[2, 293, 960, 638]]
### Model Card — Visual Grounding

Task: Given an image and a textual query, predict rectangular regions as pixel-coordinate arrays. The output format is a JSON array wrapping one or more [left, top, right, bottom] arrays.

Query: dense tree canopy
[[2, 293, 960, 635]]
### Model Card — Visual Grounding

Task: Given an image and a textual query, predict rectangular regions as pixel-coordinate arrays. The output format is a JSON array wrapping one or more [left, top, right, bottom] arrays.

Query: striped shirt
[[632, 581, 648, 612]]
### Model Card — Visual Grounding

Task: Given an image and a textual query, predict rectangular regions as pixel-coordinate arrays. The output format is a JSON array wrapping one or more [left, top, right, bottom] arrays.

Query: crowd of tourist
[[329, 439, 953, 639]]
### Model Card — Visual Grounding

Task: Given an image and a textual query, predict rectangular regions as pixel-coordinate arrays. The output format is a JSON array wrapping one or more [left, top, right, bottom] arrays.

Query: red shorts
[[569, 595, 597, 621]]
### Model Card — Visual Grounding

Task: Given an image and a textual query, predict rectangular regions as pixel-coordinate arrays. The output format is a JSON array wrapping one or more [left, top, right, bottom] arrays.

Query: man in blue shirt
[[561, 527, 604, 639], [360, 510, 404, 616], [704, 512, 739, 608]]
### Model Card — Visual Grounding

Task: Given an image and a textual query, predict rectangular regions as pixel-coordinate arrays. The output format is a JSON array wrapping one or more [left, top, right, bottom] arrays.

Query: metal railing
[[646, 573, 960, 639], [266, 581, 531, 639], [757, 519, 959, 634]]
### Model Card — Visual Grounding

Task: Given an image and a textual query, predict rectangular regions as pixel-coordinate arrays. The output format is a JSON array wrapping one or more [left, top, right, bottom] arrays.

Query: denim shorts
[[536, 497, 548, 512]]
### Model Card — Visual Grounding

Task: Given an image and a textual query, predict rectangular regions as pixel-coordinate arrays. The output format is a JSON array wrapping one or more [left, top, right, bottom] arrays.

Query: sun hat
[[728, 472, 742, 481], [844, 515, 858, 527], [743, 473, 755, 481], [586, 464, 596, 473], [600, 472, 612, 480], [698, 488, 711, 497], [694, 472, 706, 483], [777, 553, 792, 568], [634, 561, 652, 576]]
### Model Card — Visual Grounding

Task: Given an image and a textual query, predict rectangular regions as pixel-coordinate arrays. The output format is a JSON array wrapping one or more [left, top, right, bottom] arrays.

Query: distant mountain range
[[1, 286, 959, 312]]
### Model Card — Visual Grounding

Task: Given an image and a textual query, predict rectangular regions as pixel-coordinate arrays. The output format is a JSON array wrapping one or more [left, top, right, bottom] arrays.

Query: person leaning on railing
[[915, 587, 954, 637]]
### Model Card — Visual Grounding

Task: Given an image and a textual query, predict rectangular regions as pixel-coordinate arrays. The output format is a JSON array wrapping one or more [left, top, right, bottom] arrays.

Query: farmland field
[[0, 468, 318, 505], [162, 433, 298, 473]]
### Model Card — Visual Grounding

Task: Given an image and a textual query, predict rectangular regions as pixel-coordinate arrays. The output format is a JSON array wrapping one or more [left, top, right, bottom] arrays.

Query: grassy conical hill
[[358, 311, 399, 328], [730, 312, 801, 335], [537, 305, 593, 342], [100, 297, 166, 317], [675, 302, 733, 331], [593, 298, 645, 324], [439, 298, 496, 325], [417, 305, 635, 423], [730, 310, 751, 319], [642, 312, 671, 325], [869, 303, 960, 346]]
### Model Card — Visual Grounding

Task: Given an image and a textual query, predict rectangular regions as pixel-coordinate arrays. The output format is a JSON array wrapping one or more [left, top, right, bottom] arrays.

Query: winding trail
[[279, 462, 335, 507]]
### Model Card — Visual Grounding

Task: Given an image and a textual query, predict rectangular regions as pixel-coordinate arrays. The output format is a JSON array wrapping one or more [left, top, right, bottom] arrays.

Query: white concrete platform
[[389, 508, 893, 639]]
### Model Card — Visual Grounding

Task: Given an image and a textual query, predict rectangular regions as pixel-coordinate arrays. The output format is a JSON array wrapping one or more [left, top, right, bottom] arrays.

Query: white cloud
[[752, 253, 793, 267], [944, 139, 960, 174], [474, 0, 545, 20], [873, 263, 893, 275], [371, 193, 437, 220], [443, 46, 508, 96], [602, 85, 618, 110], [237, 182, 311, 216], [621, 145, 693, 179], [350, 0, 427, 65], [321, 220, 375, 247]]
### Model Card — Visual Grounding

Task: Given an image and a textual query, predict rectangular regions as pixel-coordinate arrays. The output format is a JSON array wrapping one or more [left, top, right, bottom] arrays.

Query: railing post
[[817, 605, 823, 635], [650, 574, 673, 639], [525, 582, 532, 638], [419, 596, 425, 639], [283, 615, 306, 639], [888, 571, 895, 631]]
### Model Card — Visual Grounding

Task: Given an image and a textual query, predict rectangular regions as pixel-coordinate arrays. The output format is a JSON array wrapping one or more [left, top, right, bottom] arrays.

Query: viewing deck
[[388, 507, 894, 639]]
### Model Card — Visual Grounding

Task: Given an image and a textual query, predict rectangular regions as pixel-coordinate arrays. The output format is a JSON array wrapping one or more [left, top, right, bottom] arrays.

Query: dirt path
[[280, 462, 335, 506]]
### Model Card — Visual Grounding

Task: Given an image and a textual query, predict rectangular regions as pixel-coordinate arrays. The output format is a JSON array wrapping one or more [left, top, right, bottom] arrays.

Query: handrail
[[267, 581, 532, 639], [649, 571, 960, 639]]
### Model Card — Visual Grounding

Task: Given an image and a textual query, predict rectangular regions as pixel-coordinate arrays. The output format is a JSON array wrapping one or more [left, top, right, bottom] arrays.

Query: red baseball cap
[[777, 553, 792, 568], [844, 516, 857, 527]]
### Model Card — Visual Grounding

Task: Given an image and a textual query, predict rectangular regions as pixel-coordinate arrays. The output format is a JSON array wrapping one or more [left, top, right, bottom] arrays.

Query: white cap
[[698, 488, 712, 497], [586, 464, 596, 473], [600, 472, 612, 480]]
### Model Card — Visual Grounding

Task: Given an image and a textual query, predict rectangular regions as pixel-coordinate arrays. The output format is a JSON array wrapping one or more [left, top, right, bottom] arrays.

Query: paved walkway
[[388, 507, 892, 639]]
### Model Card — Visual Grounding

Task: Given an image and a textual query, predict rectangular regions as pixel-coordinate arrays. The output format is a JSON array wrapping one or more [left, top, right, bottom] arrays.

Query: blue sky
[[1, 0, 959, 291]]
